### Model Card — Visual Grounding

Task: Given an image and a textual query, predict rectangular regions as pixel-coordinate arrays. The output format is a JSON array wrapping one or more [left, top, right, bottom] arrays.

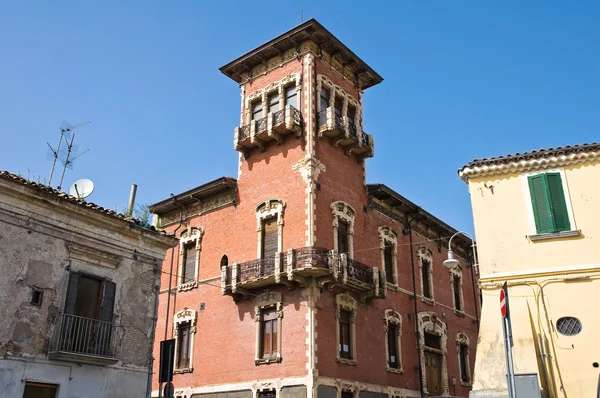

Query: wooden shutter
[[99, 281, 116, 322], [546, 173, 571, 231], [64, 272, 80, 315], [528, 174, 553, 233], [184, 244, 196, 283], [262, 218, 278, 259], [384, 245, 394, 283]]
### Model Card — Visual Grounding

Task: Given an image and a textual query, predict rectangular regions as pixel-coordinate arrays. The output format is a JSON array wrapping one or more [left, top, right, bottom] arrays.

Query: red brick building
[[150, 19, 479, 398]]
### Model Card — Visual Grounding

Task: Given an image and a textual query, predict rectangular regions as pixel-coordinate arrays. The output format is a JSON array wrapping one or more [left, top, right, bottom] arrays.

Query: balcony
[[317, 107, 374, 160], [221, 247, 386, 302], [48, 313, 118, 365], [235, 105, 302, 156]]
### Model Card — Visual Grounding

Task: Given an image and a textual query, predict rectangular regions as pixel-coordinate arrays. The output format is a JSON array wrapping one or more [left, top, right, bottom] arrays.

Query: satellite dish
[[69, 179, 95, 199]]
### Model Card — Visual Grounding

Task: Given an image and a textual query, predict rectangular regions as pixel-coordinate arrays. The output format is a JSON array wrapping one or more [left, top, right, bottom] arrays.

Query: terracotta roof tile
[[0, 170, 167, 235]]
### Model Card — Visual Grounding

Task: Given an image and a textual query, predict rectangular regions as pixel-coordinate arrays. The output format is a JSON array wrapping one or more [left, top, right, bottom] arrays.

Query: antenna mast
[[47, 120, 91, 190]]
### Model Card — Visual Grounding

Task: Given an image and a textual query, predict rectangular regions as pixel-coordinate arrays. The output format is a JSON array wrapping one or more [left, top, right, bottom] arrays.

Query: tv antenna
[[69, 178, 95, 200], [47, 120, 91, 190]]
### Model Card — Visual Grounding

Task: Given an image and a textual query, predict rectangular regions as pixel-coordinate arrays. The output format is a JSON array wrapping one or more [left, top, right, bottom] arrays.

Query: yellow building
[[459, 143, 600, 398]]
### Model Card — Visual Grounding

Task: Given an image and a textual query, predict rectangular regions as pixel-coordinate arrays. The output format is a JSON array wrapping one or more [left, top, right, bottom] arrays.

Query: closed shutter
[[184, 244, 196, 283], [64, 272, 80, 315], [546, 173, 571, 232], [262, 218, 278, 259], [99, 281, 116, 322], [528, 174, 553, 234]]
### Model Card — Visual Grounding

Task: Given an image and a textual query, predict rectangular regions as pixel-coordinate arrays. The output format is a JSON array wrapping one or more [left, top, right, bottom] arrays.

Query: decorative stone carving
[[173, 307, 197, 373], [243, 73, 302, 125], [292, 156, 326, 183], [178, 227, 204, 291], [418, 311, 449, 396], [378, 226, 398, 285]]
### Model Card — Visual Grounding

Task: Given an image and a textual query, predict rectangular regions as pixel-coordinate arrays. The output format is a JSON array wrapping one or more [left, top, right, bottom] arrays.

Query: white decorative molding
[[254, 291, 283, 365], [173, 307, 197, 373], [417, 246, 434, 303], [331, 201, 356, 259], [316, 75, 362, 130], [456, 332, 472, 386], [449, 266, 464, 314], [459, 150, 600, 181], [255, 199, 286, 258], [335, 293, 357, 365], [244, 73, 302, 125], [384, 309, 403, 373], [378, 226, 398, 285], [178, 227, 204, 290]]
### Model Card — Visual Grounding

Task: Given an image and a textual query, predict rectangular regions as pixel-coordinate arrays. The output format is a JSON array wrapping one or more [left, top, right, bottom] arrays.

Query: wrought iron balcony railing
[[235, 106, 303, 154], [221, 247, 385, 301], [49, 313, 116, 363]]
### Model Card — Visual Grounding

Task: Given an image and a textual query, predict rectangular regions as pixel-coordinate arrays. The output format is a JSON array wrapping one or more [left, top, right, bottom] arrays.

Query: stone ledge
[[528, 230, 581, 241]]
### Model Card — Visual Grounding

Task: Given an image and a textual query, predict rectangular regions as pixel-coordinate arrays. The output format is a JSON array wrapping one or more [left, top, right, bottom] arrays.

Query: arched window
[[220, 255, 228, 268]]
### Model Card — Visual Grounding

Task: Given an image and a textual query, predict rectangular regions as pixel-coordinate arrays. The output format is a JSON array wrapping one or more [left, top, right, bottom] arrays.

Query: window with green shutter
[[528, 173, 571, 234]]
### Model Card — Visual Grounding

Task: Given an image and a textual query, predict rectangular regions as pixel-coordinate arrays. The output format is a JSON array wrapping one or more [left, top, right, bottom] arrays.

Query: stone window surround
[[173, 307, 197, 374], [245, 73, 302, 125], [418, 312, 449, 396], [456, 332, 472, 386], [335, 293, 358, 365], [256, 199, 286, 259], [417, 246, 435, 304], [178, 227, 204, 291], [378, 226, 398, 286], [254, 291, 284, 365], [317, 75, 362, 129], [384, 309, 403, 374], [331, 201, 355, 259], [449, 266, 465, 316]]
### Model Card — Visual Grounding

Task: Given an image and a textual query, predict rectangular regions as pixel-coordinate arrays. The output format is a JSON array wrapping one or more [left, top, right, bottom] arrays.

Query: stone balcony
[[317, 107, 374, 160], [235, 105, 303, 156], [221, 247, 386, 302]]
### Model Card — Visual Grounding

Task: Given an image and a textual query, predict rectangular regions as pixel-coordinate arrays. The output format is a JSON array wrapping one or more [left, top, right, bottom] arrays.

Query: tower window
[[320, 88, 330, 112], [252, 99, 263, 121], [337, 220, 349, 255], [284, 85, 297, 108], [268, 92, 280, 114]]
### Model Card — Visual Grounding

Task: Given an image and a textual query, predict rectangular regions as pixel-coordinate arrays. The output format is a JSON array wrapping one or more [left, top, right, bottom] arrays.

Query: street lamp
[[443, 231, 478, 274]]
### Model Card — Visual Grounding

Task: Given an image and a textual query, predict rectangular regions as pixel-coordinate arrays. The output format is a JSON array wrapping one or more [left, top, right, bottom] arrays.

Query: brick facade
[[151, 19, 479, 398]]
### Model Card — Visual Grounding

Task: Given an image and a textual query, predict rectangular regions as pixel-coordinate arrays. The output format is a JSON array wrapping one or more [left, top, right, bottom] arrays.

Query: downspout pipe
[[406, 211, 426, 398], [146, 257, 162, 398], [158, 200, 185, 398]]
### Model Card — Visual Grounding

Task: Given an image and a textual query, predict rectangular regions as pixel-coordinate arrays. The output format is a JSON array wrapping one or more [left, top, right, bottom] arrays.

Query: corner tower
[[220, 19, 383, 247]]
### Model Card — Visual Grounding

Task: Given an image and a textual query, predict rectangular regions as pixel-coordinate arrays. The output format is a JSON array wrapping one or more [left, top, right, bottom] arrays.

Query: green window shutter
[[545, 173, 571, 232], [528, 175, 554, 234]]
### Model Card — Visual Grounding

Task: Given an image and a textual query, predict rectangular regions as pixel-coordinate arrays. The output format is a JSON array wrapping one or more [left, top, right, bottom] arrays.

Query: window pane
[[338, 221, 349, 255], [263, 320, 272, 355], [460, 344, 469, 382], [320, 88, 329, 111], [220, 255, 228, 268], [272, 318, 278, 353], [453, 275, 462, 311], [334, 97, 343, 116], [424, 332, 441, 349], [268, 92, 280, 114], [183, 244, 196, 283], [262, 218, 278, 259], [388, 324, 398, 368], [252, 100, 263, 120], [384, 245, 394, 283], [347, 105, 356, 121], [339, 309, 352, 359], [177, 323, 191, 368], [75, 276, 101, 319], [422, 260, 431, 298], [285, 85, 297, 108]]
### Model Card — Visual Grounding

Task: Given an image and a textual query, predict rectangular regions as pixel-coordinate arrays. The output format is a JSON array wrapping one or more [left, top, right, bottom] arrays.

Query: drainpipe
[[158, 201, 185, 398], [468, 252, 480, 330], [406, 211, 425, 398], [146, 257, 161, 398]]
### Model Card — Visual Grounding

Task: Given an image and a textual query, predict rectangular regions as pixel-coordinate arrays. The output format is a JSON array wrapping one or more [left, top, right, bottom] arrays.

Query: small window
[[260, 308, 279, 359], [268, 92, 280, 114], [347, 104, 356, 124], [261, 217, 278, 259], [320, 88, 330, 112], [424, 332, 441, 349], [459, 343, 470, 383], [556, 316, 582, 336], [220, 255, 228, 268], [339, 309, 352, 359], [384, 245, 394, 283], [528, 172, 571, 234], [284, 85, 297, 108], [252, 99, 263, 121], [31, 288, 44, 306], [453, 274, 463, 311], [182, 243, 196, 284], [387, 323, 399, 369], [338, 220, 349, 255], [422, 259, 432, 299], [23, 382, 58, 398], [177, 321, 192, 369], [258, 391, 276, 398], [334, 97, 343, 117]]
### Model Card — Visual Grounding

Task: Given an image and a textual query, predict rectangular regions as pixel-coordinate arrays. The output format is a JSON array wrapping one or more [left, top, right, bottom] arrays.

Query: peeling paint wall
[[0, 177, 176, 398]]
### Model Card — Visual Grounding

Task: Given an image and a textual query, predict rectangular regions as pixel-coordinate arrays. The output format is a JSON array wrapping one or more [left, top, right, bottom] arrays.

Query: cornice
[[459, 150, 600, 182]]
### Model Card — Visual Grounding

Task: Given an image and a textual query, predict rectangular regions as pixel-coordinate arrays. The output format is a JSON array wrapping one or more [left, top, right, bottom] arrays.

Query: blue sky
[[1, 1, 598, 235]]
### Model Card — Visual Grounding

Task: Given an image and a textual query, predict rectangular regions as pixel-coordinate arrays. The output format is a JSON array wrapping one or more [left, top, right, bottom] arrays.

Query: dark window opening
[[334, 97, 343, 117], [460, 343, 470, 383], [388, 323, 399, 368], [339, 309, 352, 359], [320, 88, 330, 112], [220, 255, 228, 268], [422, 259, 432, 299], [252, 100, 263, 121], [341, 392, 354, 398], [453, 274, 462, 311], [268, 92, 280, 114], [23, 382, 58, 398], [177, 321, 191, 369], [347, 104, 356, 124], [424, 332, 441, 350], [260, 308, 279, 359], [284, 85, 297, 108], [384, 244, 394, 283], [261, 218, 278, 259], [31, 288, 44, 306], [182, 243, 196, 284], [258, 391, 276, 398], [65, 273, 115, 322], [338, 220, 349, 255]]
